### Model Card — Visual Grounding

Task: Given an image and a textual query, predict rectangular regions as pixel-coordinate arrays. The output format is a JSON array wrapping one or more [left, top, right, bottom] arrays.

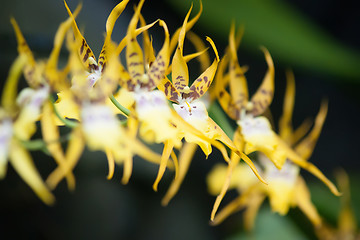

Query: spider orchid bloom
[[208, 72, 339, 228], [109, 0, 185, 191], [316, 170, 360, 240], [0, 55, 55, 205], [10, 11, 81, 190], [157, 7, 264, 205], [46, 28, 164, 188]]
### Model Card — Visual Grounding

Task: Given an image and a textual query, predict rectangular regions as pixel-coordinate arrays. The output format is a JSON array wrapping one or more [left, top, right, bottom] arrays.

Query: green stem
[[109, 95, 131, 117]]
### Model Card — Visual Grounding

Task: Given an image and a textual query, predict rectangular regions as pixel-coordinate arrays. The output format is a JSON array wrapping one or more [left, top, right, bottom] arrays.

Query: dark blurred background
[[0, 0, 359, 239]]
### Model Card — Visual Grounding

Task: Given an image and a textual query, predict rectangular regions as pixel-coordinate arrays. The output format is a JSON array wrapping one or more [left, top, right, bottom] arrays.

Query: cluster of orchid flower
[[2, 0, 355, 237]]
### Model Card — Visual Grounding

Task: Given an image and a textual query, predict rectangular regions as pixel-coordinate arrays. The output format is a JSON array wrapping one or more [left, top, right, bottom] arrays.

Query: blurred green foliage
[[165, 0, 360, 81]]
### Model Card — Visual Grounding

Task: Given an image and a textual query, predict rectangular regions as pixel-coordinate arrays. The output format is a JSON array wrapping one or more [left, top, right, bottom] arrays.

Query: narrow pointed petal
[[1, 55, 27, 112], [282, 139, 341, 196], [9, 140, 55, 205], [279, 70, 295, 143], [46, 127, 84, 190], [249, 47, 275, 116], [153, 140, 174, 191], [10, 18, 36, 67], [64, 1, 97, 71], [162, 142, 197, 206], [186, 31, 210, 71], [139, 13, 156, 67], [295, 100, 328, 160], [295, 177, 322, 227], [211, 194, 248, 226], [147, 20, 170, 90], [121, 155, 133, 184], [229, 26, 248, 116], [169, 1, 203, 53], [98, 0, 130, 69], [172, 6, 192, 92], [243, 193, 266, 231], [126, 0, 145, 85], [41, 100, 75, 190], [291, 118, 313, 145], [105, 148, 115, 180], [187, 37, 219, 101]]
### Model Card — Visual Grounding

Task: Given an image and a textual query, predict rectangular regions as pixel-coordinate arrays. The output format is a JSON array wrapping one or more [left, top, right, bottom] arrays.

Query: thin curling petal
[[162, 142, 197, 206], [187, 37, 219, 101], [1, 55, 27, 113], [282, 140, 341, 196], [10, 18, 36, 68], [279, 70, 296, 143], [105, 148, 115, 180], [229, 26, 248, 116], [295, 177, 322, 227], [153, 140, 174, 192], [169, 0, 202, 53], [171, 5, 192, 93], [243, 193, 266, 231], [47, 4, 81, 72], [64, 1, 97, 71], [126, 0, 145, 87], [139, 12, 156, 67], [41, 100, 75, 190], [98, 0, 130, 69], [249, 47, 275, 116], [46, 127, 85, 190], [147, 20, 170, 90], [295, 100, 328, 160], [186, 31, 210, 71], [9, 140, 55, 205]]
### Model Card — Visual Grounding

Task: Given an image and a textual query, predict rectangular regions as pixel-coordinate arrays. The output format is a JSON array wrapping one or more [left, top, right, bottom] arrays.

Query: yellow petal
[[278, 69, 295, 143], [243, 192, 266, 231], [126, 0, 145, 84], [169, 1, 203, 54], [153, 140, 175, 192], [1, 55, 27, 113], [295, 177, 322, 227], [64, 0, 97, 71], [139, 12, 156, 68], [41, 100, 75, 190], [171, 6, 192, 93], [46, 127, 85, 190], [162, 142, 197, 206], [187, 37, 219, 101], [157, 76, 181, 103], [186, 31, 210, 71], [98, 0, 130, 69], [147, 20, 170, 90], [249, 47, 275, 116], [295, 100, 328, 160], [9, 140, 55, 205]]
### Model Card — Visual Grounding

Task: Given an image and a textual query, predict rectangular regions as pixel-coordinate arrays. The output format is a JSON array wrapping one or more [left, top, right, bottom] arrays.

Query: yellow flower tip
[[152, 181, 159, 192], [205, 36, 219, 62]]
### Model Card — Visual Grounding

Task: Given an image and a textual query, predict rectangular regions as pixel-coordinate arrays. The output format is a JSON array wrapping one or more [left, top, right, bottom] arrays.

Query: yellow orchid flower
[[158, 6, 264, 206], [0, 55, 55, 205], [10, 10, 81, 190], [212, 26, 339, 217], [208, 70, 339, 228]]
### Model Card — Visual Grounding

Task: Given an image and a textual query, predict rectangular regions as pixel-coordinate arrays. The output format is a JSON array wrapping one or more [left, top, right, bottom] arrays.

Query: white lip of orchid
[[81, 104, 120, 135], [16, 85, 49, 110], [0, 118, 13, 162], [238, 115, 273, 137], [259, 153, 299, 184], [173, 100, 208, 122], [134, 90, 171, 119]]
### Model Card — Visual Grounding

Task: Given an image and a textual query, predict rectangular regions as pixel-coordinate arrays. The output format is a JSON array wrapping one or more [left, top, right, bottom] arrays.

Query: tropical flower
[[208, 70, 338, 228], [210, 25, 340, 222], [157, 6, 264, 206], [0, 55, 55, 205]]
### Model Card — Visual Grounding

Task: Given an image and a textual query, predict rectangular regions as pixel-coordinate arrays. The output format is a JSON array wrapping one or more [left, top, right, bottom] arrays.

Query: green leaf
[[165, 0, 360, 81]]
